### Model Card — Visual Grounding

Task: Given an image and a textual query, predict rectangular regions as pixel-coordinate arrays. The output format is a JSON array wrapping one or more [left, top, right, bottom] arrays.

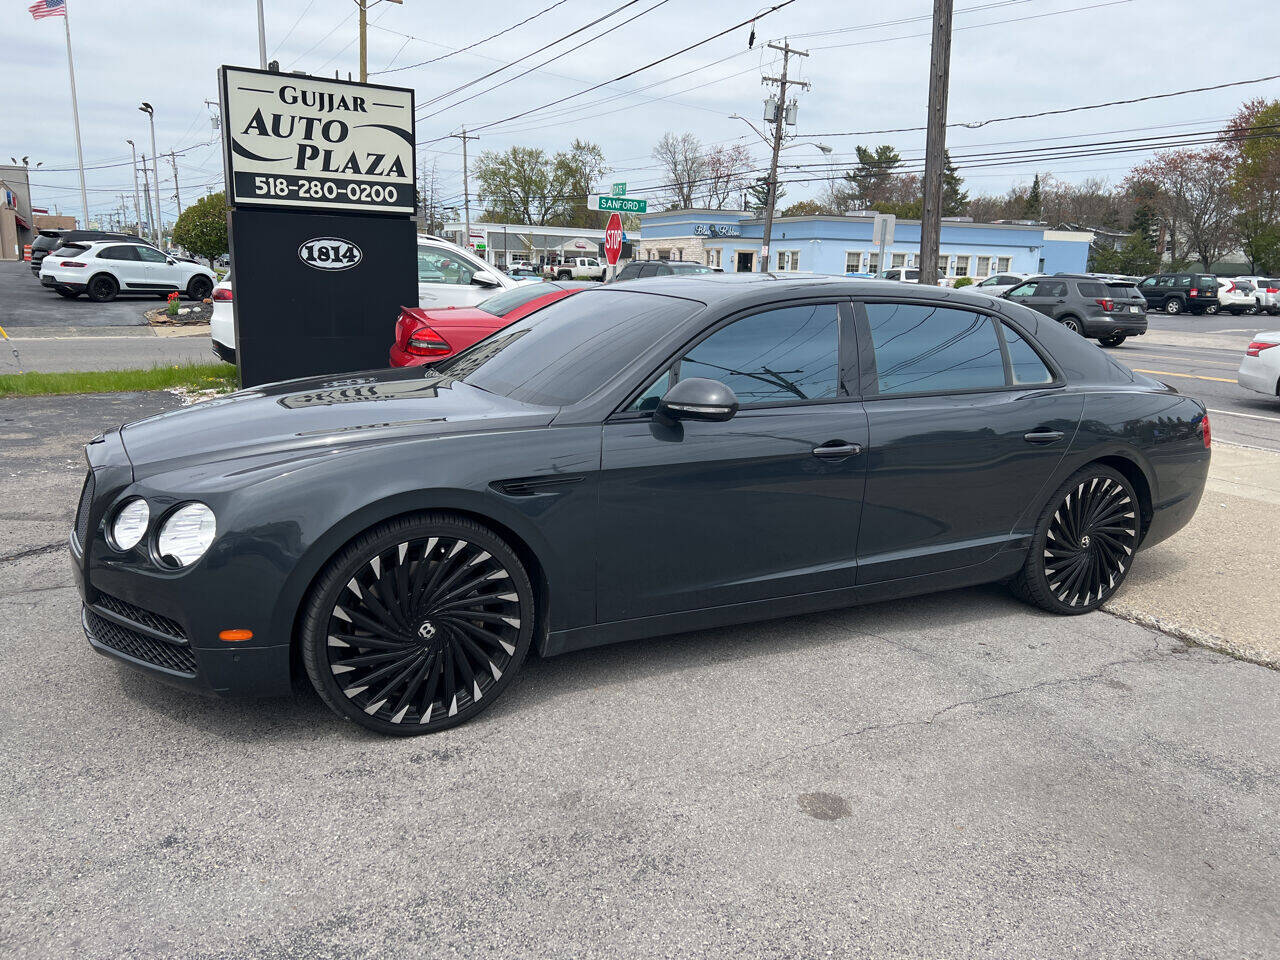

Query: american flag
[[29, 0, 66, 20]]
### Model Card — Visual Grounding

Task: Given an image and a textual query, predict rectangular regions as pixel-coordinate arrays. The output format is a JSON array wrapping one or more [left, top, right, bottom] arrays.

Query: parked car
[[972, 272, 1035, 297], [1237, 333, 1280, 399], [39, 240, 215, 303], [210, 274, 233, 363], [29, 229, 154, 276], [416, 236, 517, 307], [1004, 275, 1148, 346], [1137, 273, 1220, 315], [1215, 278, 1256, 315], [552, 257, 605, 281], [505, 266, 544, 282], [1235, 276, 1280, 315], [390, 281, 590, 367], [612, 260, 719, 281], [877, 267, 920, 282], [72, 275, 1208, 735]]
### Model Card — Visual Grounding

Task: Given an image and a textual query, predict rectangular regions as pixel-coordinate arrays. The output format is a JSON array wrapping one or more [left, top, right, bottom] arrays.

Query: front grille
[[93, 593, 188, 642], [84, 607, 197, 676], [74, 470, 95, 546]]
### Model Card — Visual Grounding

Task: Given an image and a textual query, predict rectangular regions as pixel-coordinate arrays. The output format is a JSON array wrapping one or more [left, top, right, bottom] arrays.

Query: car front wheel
[[301, 513, 535, 735], [1010, 465, 1140, 615], [186, 276, 213, 301]]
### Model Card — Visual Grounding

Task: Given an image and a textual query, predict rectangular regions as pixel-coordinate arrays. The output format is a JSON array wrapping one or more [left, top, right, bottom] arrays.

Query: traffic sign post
[[589, 194, 646, 214], [604, 212, 623, 281]]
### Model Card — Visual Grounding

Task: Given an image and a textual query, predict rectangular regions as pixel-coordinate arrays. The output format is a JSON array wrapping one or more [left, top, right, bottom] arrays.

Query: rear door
[[854, 299, 1082, 582], [97, 244, 149, 289]]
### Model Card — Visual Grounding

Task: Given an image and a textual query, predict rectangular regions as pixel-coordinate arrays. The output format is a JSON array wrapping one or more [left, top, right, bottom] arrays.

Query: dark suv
[[1137, 273, 1220, 315], [29, 230, 153, 276], [613, 260, 720, 281], [1004, 274, 1148, 347]]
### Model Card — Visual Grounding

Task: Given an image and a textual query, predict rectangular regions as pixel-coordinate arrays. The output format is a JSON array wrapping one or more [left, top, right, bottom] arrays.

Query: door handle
[[1024, 430, 1064, 444], [812, 441, 863, 459]]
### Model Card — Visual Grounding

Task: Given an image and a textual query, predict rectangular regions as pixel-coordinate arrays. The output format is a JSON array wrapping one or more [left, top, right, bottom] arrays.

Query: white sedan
[[39, 240, 215, 303], [1238, 333, 1280, 399]]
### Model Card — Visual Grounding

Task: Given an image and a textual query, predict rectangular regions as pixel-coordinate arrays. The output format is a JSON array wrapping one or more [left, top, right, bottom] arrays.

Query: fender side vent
[[491, 475, 585, 497]]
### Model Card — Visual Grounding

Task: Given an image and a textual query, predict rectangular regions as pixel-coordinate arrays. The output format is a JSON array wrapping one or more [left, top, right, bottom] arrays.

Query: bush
[[171, 191, 228, 266], [954, 276, 974, 288]]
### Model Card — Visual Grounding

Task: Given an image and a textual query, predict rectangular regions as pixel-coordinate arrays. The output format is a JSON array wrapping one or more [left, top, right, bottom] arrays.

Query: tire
[[556, 271, 571, 281], [1164, 298, 1183, 315], [55, 287, 80, 299], [1058, 316, 1082, 334], [186, 275, 213, 301], [300, 513, 536, 736], [1204, 304, 1219, 315], [1229, 308, 1243, 316], [1009, 465, 1140, 615], [1099, 335, 1126, 347], [86, 273, 119, 303]]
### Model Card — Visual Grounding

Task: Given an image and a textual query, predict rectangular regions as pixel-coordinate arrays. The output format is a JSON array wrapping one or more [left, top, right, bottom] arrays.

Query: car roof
[[606, 271, 1003, 308]]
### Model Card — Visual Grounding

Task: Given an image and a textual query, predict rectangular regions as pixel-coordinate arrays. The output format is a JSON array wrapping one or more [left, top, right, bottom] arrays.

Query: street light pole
[[140, 103, 163, 247], [759, 41, 810, 273], [256, 0, 267, 69], [125, 140, 143, 237]]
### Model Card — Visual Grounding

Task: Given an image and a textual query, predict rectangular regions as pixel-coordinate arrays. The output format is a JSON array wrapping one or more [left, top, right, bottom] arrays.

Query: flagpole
[[61, 2, 90, 227]]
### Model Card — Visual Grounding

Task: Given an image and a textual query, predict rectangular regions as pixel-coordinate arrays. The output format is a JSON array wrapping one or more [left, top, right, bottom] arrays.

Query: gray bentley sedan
[[70, 274, 1210, 734]]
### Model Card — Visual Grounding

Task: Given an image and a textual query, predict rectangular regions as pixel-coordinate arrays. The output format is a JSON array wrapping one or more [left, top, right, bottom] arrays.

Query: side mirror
[[472, 271, 501, 287], [656, 377, 739, 424], [167, 258, 176, 265]]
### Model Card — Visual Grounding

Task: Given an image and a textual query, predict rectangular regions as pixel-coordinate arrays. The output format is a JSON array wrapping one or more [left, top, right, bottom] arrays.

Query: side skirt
[[541, 550, 1026, 657]]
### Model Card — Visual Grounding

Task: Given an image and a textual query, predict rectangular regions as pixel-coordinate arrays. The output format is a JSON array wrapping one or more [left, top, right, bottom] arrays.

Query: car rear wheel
[[186, 276, 213, 301], [1010, 465, 1140, 615], [300, 513, 535, 736], [86, 274, 119, 303], [1099, 335, 1126, 347], [1059, 316, 1082, 333], [1164, 298, 1183, 315]]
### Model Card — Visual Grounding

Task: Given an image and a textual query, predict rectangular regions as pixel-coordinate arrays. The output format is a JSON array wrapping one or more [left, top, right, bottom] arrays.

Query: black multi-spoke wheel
[[1010, 465, 1140, 615], [301, 514, 534, 735]]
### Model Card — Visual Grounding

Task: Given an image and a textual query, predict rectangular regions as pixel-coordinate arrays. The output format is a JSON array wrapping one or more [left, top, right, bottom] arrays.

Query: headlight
[[109, 498, 149, 550], [156, 503, 216, 567]]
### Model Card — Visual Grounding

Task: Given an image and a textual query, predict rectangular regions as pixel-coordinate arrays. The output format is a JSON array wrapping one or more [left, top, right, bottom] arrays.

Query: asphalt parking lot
[[3, 393, 1278, 958], [0, 258, 154, 329]]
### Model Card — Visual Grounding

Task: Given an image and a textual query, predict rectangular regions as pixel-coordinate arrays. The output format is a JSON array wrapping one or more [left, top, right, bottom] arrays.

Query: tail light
[[59, 260, 86, 268], [1246, 340, 1278, 357], [211, 287, 233, 301], [1095, 298, 1115, 312], [1189, 288, 1198, 297], [1224, 282, 1236, 292], [1268, 288, 1279, 294], [406, 323, 451, 357], [1201, 414, 1211, 449]]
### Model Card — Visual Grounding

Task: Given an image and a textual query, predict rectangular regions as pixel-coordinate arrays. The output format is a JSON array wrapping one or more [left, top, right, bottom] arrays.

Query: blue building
[[634, 209, 1092, 279]]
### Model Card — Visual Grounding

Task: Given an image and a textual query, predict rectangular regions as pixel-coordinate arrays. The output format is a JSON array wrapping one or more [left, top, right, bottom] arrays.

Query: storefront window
[[955, 255, 970, 277], [976, 255, 991, 277]]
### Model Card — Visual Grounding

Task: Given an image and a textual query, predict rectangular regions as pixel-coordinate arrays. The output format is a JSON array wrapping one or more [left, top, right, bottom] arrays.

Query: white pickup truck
[[553, 257, 606, 281]]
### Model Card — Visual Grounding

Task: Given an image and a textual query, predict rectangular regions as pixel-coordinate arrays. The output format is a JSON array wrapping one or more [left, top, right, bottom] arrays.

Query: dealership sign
[[693, 223, 741, 237], [298, 237, 363, 271], [219, 66, 415, 215]]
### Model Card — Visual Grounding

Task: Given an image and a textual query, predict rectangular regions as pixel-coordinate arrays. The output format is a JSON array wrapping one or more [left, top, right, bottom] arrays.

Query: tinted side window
[[417, 245, 476, 285], [1007, 281, 1038, 298], [617, 263, 642, 280], [99, 245, 140, 261], [866, 303, 1005, 395], [638, 264, 660, 278], [1077, 282, 1107, 298], [681, 303, 840, 405], [1001, 323, 1053, 385], [1034, 280, 1068, 297], [135, 246, 168, 263]]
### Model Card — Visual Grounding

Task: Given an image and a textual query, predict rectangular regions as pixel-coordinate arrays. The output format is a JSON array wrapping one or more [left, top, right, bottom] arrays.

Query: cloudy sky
[[6, 0, 1278, 226]]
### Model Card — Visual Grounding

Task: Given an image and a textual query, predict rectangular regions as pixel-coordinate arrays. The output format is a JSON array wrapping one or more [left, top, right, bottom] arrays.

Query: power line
[[270, 0, 319, 58], [373, 0, 571, 75]]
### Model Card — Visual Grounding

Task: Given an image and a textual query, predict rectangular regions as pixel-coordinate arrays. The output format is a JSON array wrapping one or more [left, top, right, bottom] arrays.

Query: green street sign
[[593, 194, 647, 214], [611, 181, 627, 197]]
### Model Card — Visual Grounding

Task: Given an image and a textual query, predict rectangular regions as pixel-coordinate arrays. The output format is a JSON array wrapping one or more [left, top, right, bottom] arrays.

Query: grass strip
[[0, 362, 239, 397]]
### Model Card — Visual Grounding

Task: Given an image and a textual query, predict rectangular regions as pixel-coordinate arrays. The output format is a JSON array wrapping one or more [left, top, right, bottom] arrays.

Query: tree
[[474, 146, 563, 225], [171, 191, 227, 266], [1226, 99, 1280, 272], [553, 139, 609, 228], [779, 199, 827, 217], [1089, 231, 1161, 276], [844, 145, 903, 207], [652, 132, 706, 209], [702, 143, 752, 209], [942, 151, 968, 216], [1022, 174, 1042, 220], [746, 175, 781, 213], [1129, 148, 1237, 269], [419, 157, 446, 234]]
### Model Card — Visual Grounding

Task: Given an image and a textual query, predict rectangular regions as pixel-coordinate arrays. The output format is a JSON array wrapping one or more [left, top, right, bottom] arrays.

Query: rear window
[[476, 284, 554, 316], [1233, 280, 1255, 292], [1107, 282, 1142, 298]]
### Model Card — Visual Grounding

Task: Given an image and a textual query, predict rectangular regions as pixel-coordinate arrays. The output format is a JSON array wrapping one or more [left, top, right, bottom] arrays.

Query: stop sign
[[604, 212, 623, 266]]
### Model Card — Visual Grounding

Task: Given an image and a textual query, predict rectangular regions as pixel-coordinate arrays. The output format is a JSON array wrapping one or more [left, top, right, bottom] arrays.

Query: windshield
[[476, 284, 554, 316], [432, 290, 702, 406]]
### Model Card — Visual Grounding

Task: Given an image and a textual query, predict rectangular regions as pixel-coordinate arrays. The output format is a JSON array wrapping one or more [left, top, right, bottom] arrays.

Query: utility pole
[[140, 157, 155, 242], [451, 127, 478, 252], [125, 140, 143, 237], [759, 40, 809, 272], [919, 0, 954, 286], [358, 0, 368, 82], [168, 152, 183, 222]]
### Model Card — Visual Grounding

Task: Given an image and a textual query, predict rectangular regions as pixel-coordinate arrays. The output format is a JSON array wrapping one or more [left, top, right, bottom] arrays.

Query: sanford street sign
[[588, 194, 647, 214], [219, 66, 416, 215]]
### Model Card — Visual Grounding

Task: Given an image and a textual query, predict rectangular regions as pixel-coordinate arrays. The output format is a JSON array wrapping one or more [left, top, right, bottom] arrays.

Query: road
[[2, 393, 1279, 959], [1109, 312, 1280, 451]]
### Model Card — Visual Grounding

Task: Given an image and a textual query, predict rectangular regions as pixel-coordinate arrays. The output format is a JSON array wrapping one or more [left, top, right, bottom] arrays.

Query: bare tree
[[652, 132, 707, 210], [1129, 148, 1237, 268], [702, 143, 752, 209]]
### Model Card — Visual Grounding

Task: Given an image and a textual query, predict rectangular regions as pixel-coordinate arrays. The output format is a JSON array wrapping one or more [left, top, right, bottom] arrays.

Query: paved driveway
[[2, 393, 1278, 959], [0, 259, 151, 328]]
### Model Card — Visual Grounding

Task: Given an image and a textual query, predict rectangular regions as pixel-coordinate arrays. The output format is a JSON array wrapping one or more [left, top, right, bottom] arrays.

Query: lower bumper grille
[[93, 593, 188, 642], [84, 607, 198, 676]]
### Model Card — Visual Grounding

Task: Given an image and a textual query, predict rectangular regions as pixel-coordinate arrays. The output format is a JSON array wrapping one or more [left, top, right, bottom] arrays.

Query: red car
[[390, 281, 590, 367]]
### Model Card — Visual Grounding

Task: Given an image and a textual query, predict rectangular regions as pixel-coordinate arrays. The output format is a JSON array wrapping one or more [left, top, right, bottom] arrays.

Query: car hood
[[119, 366, 558, 479]]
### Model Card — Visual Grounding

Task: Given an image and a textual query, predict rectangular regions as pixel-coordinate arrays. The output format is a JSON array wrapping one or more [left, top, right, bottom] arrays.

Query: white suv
[[416, 236, 516, 307], [39, 240, 216, 303]]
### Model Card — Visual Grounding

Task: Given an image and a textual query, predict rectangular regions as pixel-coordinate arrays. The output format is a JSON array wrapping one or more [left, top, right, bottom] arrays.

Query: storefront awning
[[13, 212, 30, 230]]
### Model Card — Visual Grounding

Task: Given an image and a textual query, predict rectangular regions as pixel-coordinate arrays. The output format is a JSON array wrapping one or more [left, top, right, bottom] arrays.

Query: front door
[[416, 241, 490, 308], [735, 250, 755, 273], [134, 245, 179, 291], [597, 301, 868, 622], [854, 300, 1082, 583]]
